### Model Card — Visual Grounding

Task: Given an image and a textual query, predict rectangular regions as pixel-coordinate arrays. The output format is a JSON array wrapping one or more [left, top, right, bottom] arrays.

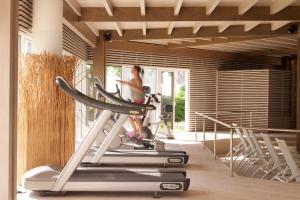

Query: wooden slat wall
[[217, 68, 269, 128], [216, 68, 293, 129], [268, 70, 293, 128], [63, 25, 89, 61], [106, 49, 191, 68], [189, 59, 217, 131], [19, 0, 33, 33], [190, 62, 271, 131]]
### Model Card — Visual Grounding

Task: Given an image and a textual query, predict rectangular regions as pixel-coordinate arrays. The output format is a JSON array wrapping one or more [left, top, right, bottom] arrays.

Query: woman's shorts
[[133, 98, 145, 119], [134, 99, 145, 104]]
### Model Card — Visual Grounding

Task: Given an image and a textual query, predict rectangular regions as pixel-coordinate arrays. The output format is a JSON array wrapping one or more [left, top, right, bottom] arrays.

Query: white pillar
[[32, 0, 63, 55]]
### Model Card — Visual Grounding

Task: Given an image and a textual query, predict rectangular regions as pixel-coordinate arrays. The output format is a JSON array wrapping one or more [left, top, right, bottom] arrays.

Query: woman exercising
[[117, 66, 145, 139]]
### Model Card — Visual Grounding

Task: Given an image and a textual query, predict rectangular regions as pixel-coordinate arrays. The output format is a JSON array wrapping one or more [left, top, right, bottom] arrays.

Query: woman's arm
[[117, 79, 144, 93]]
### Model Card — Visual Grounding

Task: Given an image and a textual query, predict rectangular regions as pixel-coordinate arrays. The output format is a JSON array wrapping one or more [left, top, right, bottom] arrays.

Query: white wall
[[0, 0, 18, 199]]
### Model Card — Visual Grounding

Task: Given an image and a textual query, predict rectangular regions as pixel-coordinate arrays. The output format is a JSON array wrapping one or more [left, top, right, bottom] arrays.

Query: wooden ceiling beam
[[214, 41, 287, 51], [168, 22, 175, 35], [242, 48, 297, 56], [201, 42, 261, 51], [197, 44, 296, 56], [64, 0, 81, 16], [206, 0, 221, 15], [174, 0, 184, 16], [193, 22, 202, 34], [298, 22, 300, 38], [79, 6, 300, 22], [63, 1, 97, 47], [108, 24, 291, 41], [114, 22, 123, 36], [139, 0, 146, 16], [106, 40, 282, 65], [271, 21, 290, 31], [238, 0, 258, 15], [168, 36, 276, 49], [244, 22, 260, 32], [260, 37, 297, 46], [270, 0, 296, 15], [219, 23, 231, 33], [103, 0, 113, 16], [243, 40, 297, 49], [142, 22, 147, 36]]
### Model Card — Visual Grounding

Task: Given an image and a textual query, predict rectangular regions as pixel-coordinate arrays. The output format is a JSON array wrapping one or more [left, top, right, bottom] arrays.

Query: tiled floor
[[18, 132, 300, 200]]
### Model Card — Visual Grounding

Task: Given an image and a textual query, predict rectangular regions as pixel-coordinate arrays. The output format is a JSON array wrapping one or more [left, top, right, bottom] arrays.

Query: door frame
[[157, 69, 175, 129], [157, 67, 190, 131]]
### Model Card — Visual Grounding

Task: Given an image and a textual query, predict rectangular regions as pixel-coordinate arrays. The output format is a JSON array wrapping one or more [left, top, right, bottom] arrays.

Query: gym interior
[[2, 0, 300, 199]]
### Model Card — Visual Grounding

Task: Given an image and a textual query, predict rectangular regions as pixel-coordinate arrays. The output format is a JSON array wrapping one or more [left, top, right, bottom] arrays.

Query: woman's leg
[[133, 116, 143, 136], [128, 116, 137, 133]]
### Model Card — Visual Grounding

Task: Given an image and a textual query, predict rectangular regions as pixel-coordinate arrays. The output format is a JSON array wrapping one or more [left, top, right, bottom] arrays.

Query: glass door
[[159, 71, 175, 129]]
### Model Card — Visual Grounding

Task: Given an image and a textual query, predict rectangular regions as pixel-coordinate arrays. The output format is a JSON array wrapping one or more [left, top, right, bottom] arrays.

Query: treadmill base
[[40, 191, 67, 197]]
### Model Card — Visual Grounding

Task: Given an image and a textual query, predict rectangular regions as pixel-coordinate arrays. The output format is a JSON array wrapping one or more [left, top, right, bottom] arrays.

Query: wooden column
[[0, 0, 18, 199], [93, 32, 106, 86], [297, 26, 300, 152]]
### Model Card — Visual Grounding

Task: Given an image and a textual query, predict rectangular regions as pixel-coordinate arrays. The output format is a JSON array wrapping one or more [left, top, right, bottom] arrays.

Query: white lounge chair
[[272, 139, 300, 183]]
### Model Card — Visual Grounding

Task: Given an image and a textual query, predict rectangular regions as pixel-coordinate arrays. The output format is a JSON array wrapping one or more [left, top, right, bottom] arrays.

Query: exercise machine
[[83, 79, 189, 166], [22, 76, 190, 196]]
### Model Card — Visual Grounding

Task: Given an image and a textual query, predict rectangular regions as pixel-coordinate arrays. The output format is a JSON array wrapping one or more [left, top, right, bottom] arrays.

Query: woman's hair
[[133, 65, 144, 77]]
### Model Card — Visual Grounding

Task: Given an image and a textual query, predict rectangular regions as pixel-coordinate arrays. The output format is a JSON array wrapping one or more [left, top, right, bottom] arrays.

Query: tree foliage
[[175, 86, 185, 122]]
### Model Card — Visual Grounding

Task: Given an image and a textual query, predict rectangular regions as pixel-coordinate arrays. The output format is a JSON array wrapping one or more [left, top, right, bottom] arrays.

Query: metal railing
[[195, 111, 253, 158], [194, 111, 300, 177]]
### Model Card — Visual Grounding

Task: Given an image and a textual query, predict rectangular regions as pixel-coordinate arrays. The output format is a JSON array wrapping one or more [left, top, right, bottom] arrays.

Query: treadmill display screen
[[160, 183, 183, 191], [167, 157, 184, 164]]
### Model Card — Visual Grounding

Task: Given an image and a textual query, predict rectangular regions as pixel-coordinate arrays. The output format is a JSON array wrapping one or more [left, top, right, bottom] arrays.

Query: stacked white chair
[[239, 129, 268, 176], [224, 124, 252, 170], [253, 134, 286, 179], [223, 122, 300, 183], [226, 124, 267, 176], [272, 139, 300, 182]]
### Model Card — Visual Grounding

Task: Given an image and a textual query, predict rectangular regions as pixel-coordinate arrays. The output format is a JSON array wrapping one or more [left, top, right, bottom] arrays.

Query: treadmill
[[22, 77, 190, 195], [80, 79, 189, 167]]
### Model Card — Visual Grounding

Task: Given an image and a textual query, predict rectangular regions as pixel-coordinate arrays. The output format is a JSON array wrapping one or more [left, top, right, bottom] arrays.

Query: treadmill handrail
[[55, 77, 144, 115], [94, 80, 156, 110], [94, 77, 122, 98]]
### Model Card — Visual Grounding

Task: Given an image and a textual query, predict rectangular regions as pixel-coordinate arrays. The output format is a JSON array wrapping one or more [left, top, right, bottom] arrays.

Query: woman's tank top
[[130, 79, 145, 100]]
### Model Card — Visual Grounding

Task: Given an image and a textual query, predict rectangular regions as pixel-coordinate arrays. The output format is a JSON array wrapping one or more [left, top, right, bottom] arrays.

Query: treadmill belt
[[70, 170, 187, 182]]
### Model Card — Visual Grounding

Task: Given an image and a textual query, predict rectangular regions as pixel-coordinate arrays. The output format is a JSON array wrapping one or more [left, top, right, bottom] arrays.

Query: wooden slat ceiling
[[189, 35, 298, 56], [67, 0, 300, 57]]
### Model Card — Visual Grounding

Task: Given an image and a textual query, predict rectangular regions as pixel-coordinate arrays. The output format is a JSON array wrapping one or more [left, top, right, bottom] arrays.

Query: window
[[104, 65, 189, 132], [74, 62, 96, 145], [105, 65, 122, 93], [18, 33, 32, 55]]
